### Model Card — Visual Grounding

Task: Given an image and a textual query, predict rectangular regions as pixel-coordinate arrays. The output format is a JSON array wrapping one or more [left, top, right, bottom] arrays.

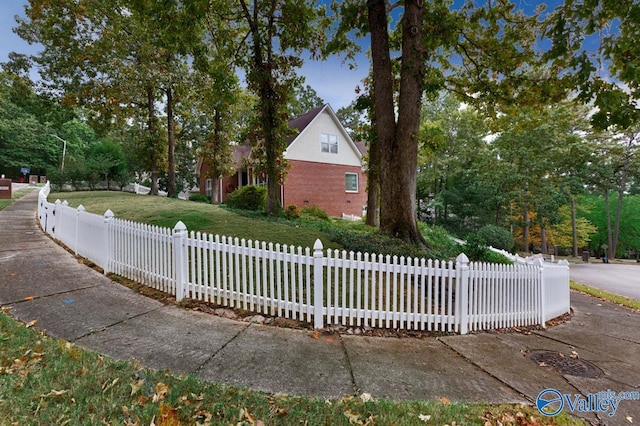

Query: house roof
[[233, 143, 252, 168], [286, 105, 325, 145], [199, 104, 365, 176]]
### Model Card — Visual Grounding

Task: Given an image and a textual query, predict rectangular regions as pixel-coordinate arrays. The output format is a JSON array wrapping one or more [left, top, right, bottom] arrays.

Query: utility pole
[[49, 134, 67, 172]]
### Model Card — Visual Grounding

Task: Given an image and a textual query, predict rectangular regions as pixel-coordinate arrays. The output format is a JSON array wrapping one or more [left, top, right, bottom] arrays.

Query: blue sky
[[0, 0, 368, 111]]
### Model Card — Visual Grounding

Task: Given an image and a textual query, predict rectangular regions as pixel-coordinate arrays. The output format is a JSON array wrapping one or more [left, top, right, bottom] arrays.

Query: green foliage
[[581, 194, 640, 258], [462, 233, 489, 262], [300, 205, 329, 221], [284, 204, 300, 220], [189, 193, 210, 203], [477, 225, 514, 251], [226, 185, 266, 211]]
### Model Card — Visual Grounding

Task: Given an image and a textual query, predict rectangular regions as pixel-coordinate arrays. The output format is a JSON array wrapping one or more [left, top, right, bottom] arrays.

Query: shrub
[[476, 225, 514, 251], [189, 193, 210, 203], [300, 205, 329, 220], [284, 204, 300, 220], [226, 185, 266, 211], [462, 233, 489, 262]]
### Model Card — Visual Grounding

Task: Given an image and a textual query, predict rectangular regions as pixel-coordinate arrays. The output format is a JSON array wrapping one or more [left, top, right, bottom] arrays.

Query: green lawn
[[49, 191, 343, 250], [0, 186, 38, 211], [0, 310, 584, 425]]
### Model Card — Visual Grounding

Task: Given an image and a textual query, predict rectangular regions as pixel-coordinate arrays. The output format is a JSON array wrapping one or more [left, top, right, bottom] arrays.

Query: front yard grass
[[49, 191, 343, 251], [0, 309, 584, 425], [48, 190, 466, 261]]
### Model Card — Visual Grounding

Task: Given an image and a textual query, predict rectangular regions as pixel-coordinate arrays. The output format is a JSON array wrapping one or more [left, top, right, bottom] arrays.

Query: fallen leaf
[[158, 403, 180, 425], [360, 393, 373, 403], [627, 415, 633, 423], [344, 409, 363, 425], [418, 414, 432, 422], [26, 319, 38, 328], [312, 330, 319, 339], [130, 378, 145, 396], [438, 396, 451, 405], [239, 407, 262, 426], [102, 378, 119, 393], [24, 296, 34, 301], [570, 351, 579, 359], [153, 382, 169, 403], [40, 389, 69, 398]]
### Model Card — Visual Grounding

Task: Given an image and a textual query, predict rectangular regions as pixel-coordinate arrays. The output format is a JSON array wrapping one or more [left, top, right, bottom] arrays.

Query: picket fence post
[[456, 253, 470, 335], [75, 205, 84, 255], [535, 258, 546, 328], [103, 209, 114, 274], [173, 221, 188, 301], [313, 239, 324, 329], [53, 199, 61, 238]]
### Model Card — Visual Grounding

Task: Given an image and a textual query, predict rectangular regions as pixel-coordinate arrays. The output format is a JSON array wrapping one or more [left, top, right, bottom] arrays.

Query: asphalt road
[[570, 262, 640, 300]]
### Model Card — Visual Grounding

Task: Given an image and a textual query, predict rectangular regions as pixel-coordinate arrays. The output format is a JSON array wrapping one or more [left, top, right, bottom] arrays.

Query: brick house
[[197, 104, 368, 218]]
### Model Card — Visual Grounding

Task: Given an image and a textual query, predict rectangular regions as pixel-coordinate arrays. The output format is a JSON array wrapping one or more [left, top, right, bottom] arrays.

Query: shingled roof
[[285, 104, 326, 145]]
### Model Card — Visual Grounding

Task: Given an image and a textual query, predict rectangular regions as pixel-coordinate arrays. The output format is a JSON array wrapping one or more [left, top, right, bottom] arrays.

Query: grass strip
[[0, 310, 583, 425], [0, 186, 38, 211], [570, 280, 640, 311]]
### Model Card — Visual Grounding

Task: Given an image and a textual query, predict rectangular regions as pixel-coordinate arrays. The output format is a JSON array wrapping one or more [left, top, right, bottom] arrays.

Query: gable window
[[345, 172, 358, 192], [320, 133, 338, 154]]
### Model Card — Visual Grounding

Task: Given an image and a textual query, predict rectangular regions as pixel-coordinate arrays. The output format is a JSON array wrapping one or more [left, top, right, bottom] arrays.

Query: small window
[[345, 173, 358, 192], [321, 133, 338, 154]]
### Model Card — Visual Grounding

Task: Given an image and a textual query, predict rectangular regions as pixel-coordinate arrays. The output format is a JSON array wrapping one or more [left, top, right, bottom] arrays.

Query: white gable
[[284, 106, 362, 167]]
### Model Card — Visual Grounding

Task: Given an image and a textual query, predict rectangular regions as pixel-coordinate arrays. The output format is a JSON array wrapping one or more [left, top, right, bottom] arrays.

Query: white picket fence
[[37, 183, 570, 334]]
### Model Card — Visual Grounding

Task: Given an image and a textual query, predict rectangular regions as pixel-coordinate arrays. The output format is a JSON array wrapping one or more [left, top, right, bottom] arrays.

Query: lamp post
[[49, 134, 67, 172]]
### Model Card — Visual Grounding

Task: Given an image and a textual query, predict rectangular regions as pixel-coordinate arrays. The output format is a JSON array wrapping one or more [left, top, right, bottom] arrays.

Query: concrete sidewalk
[[1, 191, 639, 425]]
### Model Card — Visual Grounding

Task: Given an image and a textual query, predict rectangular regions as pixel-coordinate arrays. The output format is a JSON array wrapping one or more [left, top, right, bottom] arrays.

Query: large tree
[[545, 0, 640, 259], [235, 0, 326, 216], [16, 0, 202, 196], [331, 0, 556, 243]]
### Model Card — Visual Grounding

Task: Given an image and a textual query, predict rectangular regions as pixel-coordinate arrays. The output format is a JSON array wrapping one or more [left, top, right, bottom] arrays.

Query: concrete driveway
[[570, 262, 640, 300]]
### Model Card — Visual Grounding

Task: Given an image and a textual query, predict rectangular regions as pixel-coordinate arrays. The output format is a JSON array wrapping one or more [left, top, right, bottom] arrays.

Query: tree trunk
[[611, 134, 634, 259], [369, 0, 426, 243], [241, 0, 282, 216], [147, 87, 159, 196], [540, 218, 547, 255], [166, 86, 176, 198], [605, 189, 612, 258], [523, 206, 530, 253], [571, 196, 578, 257], [365, 116, 380, 227], [260, 74, 282, 216], [210, 109, 222, 205]]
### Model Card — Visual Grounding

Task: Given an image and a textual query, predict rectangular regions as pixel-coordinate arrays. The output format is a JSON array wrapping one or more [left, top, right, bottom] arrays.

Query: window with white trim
[[345, 172, 358, 192], [320, 133, 338, 154]]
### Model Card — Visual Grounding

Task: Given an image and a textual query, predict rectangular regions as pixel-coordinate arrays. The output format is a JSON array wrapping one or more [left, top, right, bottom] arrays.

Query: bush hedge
[[476, 224, 514, 251], [226, 185, 266, 211]]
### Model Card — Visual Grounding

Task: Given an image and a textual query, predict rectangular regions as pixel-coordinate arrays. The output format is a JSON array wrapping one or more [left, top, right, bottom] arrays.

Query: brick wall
[[283, 160, 367, 217]]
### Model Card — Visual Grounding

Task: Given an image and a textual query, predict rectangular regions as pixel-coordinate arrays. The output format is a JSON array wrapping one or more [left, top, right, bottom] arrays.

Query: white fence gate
[[37, 183, 571, 334]]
